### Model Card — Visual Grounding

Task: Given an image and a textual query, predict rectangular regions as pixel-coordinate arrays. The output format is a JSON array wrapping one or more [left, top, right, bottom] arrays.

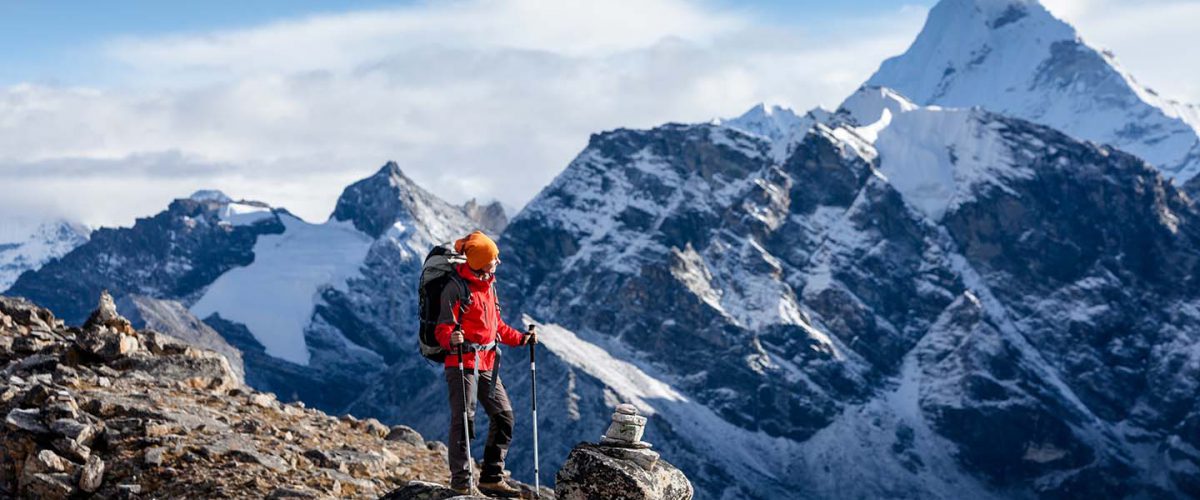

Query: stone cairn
[[556, 403, 693, 499], [601, 403, 650, 448], [597, 404, 661, 471]]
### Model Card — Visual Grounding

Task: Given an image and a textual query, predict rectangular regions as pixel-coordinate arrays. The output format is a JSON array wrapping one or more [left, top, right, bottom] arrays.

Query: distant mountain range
[[3, 0, 1199, 498], [0, 219, 90, 291]]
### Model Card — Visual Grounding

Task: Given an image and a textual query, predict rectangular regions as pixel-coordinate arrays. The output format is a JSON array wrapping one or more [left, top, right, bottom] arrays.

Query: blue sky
[[1, 0, 932, 85], [0, 0, 1196, 227], [1, 0, 401, 84]]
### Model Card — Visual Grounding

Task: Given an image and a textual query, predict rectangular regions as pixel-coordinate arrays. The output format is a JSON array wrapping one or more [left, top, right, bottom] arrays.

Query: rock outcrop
[[556, 405, 692, 500], [0, 294, 449, 498], [556, 444, 692, 500], [115, 293, 246, 382]]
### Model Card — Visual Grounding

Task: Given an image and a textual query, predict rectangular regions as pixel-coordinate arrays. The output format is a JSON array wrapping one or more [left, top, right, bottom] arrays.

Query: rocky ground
[[0, 292, 454, 499], [2, 292, 686, 499]]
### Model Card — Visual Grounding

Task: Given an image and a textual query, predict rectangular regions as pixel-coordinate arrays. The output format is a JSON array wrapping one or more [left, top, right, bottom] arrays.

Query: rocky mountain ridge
[[470, 81, 1200, 498]]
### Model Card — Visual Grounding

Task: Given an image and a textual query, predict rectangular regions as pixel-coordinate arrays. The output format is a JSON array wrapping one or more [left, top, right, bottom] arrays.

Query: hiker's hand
[[525, 331, 538, 345], [450, 330, 464, 346]]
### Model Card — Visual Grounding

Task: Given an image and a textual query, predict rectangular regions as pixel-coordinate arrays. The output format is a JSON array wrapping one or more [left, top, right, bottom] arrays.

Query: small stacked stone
[[600, 404, 651, 449], [596, 404, 660, 471]]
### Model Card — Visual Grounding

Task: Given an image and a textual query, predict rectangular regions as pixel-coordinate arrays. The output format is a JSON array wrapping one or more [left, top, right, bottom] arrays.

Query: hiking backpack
[[417, 243, 471, 362]]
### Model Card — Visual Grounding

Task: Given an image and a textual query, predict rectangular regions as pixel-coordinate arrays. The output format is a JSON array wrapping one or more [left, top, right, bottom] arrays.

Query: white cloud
[[0, 0, 928, 228], [2, 0, 1197, 230]]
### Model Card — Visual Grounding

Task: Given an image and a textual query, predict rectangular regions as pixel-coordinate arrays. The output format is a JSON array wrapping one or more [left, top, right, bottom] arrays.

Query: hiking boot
[[478, 480, 522, 498]]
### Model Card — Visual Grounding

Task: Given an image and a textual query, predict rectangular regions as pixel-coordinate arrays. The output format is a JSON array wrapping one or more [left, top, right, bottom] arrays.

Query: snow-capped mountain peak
[[869, 0, 1074, 108], [716, 103, 807, 143], [715, 103, 834, 161], [0, 219, 91, 292], [331, 161, 475, 243], [868, 0, 1200, 181]]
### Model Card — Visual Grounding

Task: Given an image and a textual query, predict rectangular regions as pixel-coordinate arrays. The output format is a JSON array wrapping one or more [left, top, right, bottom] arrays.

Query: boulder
[[78, 455, 105, 492], [49, 418, 98, 446], [386, 424, 426, 447], [5, 408, 49, 434], [51, 437, 92, 462], [22, 472, 74, 500], [23, 449, 69, 476], [362, 417, 390, 438], [556, 443, 692, 500]]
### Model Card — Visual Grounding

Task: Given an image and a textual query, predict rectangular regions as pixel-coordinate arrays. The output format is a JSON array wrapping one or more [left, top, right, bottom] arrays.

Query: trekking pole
[[457, 342, 475, 492], [528, 324, 540, 499]]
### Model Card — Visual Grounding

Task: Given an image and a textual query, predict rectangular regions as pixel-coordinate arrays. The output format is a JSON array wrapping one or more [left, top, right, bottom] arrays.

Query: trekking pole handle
[[527, 324, 537, 361]]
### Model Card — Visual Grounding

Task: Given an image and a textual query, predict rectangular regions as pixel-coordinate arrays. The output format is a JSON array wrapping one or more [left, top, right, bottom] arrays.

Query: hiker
[[433, 231, 537, 497]]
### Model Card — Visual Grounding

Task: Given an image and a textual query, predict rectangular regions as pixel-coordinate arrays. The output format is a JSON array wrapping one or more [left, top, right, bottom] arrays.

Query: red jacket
[[434, 263, 527, 370]]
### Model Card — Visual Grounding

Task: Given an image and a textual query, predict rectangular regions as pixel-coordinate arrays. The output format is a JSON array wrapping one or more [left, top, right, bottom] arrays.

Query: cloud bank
[[0, 0, 1195, 227], [0, 0, 928, 226]]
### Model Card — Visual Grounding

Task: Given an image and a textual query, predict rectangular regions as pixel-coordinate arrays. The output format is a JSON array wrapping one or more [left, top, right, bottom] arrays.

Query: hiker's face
[[482, 259, 500, 274], [474, 259, 500, 276]]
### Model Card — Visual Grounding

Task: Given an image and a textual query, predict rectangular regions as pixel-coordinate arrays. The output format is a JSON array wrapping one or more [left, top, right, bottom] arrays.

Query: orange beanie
[[455, 231, 499, 270]]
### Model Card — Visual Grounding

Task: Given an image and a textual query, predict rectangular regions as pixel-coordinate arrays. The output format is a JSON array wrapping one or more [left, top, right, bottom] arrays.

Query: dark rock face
[[499, 124, 876, 445], [479, 103, 1200, 499], [924, 118, 1200, 495], [332, 161, 476, 240], [4, 197, 285, 324], [556, 443, 692, 500], [1184, 174, 1200, 202], [915, 294, 1097, 486], [331, 161, 409, 238]]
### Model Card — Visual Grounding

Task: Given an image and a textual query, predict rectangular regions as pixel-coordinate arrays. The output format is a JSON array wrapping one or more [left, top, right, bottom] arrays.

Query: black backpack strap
[[450, 274, 471, 331]]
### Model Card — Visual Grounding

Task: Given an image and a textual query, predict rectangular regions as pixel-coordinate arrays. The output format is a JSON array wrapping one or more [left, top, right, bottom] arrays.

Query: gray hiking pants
[[446, 367, 514, 489]]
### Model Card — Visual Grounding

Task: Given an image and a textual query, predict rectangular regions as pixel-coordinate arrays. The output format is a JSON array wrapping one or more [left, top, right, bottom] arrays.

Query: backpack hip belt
[[458, 339, 502, 399]]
